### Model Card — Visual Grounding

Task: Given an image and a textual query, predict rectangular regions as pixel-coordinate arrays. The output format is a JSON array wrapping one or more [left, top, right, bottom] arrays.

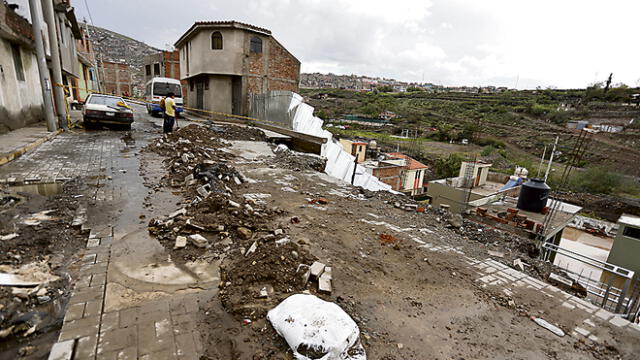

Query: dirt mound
[[266, 150, 327, 172], [219, 240, 317, 320], [555, 191, 640, 222], [201, 122, 267, 141]]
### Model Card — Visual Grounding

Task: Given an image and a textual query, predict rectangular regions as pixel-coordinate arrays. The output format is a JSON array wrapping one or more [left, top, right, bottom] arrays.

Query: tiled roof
[[175, 20, 271, 47], [386, 152, 428, 170]]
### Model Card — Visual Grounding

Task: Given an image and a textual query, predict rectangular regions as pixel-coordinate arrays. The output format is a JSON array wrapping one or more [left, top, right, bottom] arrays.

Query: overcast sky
[[71, 0, 640, 89]]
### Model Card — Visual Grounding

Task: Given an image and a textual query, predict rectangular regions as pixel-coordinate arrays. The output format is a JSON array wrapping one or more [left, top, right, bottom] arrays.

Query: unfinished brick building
[[101, 61, 132, 96], [143, 50, 188, 99], [174, 21, 300, 116]]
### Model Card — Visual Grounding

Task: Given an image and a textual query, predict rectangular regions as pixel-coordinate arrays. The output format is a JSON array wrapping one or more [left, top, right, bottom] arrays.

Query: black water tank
[[517, 178, 550, 213]]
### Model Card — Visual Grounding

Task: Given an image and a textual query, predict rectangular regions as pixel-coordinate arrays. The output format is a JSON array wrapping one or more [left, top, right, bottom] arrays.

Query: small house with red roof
[[362, 152, 429, 196]]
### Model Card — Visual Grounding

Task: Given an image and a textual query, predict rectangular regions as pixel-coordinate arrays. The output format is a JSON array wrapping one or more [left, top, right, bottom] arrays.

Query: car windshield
[[88, 96, 127, 107], [153, 82, 181, 97]]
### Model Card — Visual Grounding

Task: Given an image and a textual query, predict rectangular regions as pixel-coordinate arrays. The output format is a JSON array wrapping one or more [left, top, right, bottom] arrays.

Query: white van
[[144, 77, 183, 117]]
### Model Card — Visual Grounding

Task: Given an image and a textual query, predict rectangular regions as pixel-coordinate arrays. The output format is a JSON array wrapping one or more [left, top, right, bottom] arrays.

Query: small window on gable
[[211, 32, 223, 50], [250, 36, 262, 53]]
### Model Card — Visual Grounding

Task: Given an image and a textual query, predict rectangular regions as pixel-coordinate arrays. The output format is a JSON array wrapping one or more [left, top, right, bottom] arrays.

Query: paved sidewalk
[[0, 125, 61, 166]]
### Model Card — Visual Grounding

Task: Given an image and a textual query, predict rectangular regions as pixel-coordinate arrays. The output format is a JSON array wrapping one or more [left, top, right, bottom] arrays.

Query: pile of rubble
[[219, 238, 323, 320], [265, 145, 327, 172], [200, 122, 268, 141]]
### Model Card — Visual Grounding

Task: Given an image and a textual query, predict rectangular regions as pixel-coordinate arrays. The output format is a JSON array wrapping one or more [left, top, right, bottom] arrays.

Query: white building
[[0, 1, 44, 132]]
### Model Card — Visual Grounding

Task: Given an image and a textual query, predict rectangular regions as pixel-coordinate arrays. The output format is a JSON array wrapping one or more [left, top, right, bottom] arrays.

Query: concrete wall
[[55, 12, 78, 78], [0, 38, 44, 133], [178, 25, 300, 115], [402, 168, 426, 195], [606, 223, 640, 283], [426, 181, 484, 213], [180, 28, 244, 78]]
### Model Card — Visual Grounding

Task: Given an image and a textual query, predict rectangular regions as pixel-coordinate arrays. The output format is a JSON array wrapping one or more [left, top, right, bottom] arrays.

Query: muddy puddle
[[7, 183, 63, 196]]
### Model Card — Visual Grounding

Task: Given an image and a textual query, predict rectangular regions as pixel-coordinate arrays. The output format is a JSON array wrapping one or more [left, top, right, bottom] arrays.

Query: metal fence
[[249, 91, 297, 129]]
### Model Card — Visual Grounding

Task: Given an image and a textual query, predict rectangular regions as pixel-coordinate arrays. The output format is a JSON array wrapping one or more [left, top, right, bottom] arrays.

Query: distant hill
[[86, 24, 161, 95]]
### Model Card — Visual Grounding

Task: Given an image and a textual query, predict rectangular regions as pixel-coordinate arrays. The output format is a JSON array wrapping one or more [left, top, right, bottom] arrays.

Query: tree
[[434, 153, 464, 178]]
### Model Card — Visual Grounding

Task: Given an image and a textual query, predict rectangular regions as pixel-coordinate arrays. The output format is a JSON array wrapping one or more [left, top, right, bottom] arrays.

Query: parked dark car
[[82, 94, 134, 130]]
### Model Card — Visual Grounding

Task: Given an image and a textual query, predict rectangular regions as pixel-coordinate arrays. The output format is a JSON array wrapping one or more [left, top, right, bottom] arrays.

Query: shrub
[[435, 153, 465, 178], [569, 167, 622, 194], [481, 145, 495, 156]]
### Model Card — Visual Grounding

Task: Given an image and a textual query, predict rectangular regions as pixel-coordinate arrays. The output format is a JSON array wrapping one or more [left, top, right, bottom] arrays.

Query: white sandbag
[[267, 294, 366, 360], [274, 143, 290, 154]]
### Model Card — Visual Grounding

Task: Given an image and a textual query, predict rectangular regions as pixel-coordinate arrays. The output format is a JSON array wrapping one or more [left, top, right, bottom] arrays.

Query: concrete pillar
[[41, 0, 68, 129], [28, 0, 57, 131]]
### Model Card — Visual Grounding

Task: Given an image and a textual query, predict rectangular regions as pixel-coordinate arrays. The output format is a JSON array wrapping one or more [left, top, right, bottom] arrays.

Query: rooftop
[[618, 213, 640, 227], [175, 20, 272, 47], [385, 152, 428, 170]]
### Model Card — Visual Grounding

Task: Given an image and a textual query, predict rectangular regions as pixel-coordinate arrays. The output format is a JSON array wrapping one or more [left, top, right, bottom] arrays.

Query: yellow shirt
[[164, 97, 176, 117]]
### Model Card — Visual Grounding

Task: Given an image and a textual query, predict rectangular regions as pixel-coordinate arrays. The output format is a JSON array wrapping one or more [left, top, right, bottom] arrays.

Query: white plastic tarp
[[267, 294, 367, 360]]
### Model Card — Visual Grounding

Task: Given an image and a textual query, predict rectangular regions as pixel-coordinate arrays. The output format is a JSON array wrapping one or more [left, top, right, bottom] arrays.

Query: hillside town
[[0, 1, 639, 360]]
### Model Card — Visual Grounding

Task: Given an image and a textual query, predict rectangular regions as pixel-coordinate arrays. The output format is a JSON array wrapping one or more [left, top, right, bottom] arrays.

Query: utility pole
[[42, 0, 68, 128], [28, 0, 57, 132]]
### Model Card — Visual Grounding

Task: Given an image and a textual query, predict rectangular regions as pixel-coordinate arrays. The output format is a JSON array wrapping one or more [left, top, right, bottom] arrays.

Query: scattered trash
[[531, 316, 565, 337], [267, 294, 366, 360], [290, 216, 300, 224], [308, 197, 329, 205], [274, 144, 289, 154], [168, 208, 187, 219], [0, 233, 19, 241], [237, 227, 253, 240], [245, 241, 258, 256], [242, 319, 252, 325], [379, 233, 398, 244], [0, 261, 59, 287]]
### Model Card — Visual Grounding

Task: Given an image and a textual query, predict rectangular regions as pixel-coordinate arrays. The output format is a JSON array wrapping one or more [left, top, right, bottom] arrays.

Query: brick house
[[143, 50, 187, 99], [363, 152, 429, 196], [101, 61, 132, 96], [174, 21, 300, 116]]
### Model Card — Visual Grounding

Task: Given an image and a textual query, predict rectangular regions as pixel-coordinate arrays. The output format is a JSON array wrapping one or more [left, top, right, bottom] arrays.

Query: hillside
[[86, 24, 161, 95], [302, 88, 640, 197]]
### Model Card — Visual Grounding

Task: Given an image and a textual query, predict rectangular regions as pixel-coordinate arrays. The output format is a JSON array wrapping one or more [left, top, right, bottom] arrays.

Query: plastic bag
[[267, 294, 367, 360]]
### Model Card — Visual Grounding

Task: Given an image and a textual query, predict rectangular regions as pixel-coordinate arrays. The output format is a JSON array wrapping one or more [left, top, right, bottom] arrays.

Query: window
[[11, 43, 25, 81], [189, 79, 194, 91], [211, 31, 223, 50], [153, 63, 160, 76], [250, 36, 262, 53], [59, 21, 65, 45], [623, 226, 640, 240], [152, 82, 181, 97], [204, 78, 209, 90], [145, 65, 151, 76]]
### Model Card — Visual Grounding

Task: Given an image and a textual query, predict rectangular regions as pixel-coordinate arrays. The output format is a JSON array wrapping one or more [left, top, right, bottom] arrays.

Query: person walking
[[163, 92, 177, 134]]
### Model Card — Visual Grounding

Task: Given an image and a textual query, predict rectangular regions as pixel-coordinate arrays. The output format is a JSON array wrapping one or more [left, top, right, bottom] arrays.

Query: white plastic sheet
[[267, 294, 367, 360]]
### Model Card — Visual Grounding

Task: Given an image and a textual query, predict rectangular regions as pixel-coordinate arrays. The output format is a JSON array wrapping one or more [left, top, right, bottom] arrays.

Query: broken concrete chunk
[[310, 261, 326, 278], [488, 250, 505, 258], [258, 287, 269, 298], [174, 236, 187, 249], [318, 273, 332, 294], [245, 241, 258, 256], [228, 200, 241, 208], [234, 176, 242, 185], [274, 229, 284, 236], [513, 258, 525, 271], [181, 154, 189, 163], [531, 317, 565, 337], [189, 234, 208, 248], [168, 208, 187, 219], [196, 186, 211, 198], [184, 174, 194, 183]]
